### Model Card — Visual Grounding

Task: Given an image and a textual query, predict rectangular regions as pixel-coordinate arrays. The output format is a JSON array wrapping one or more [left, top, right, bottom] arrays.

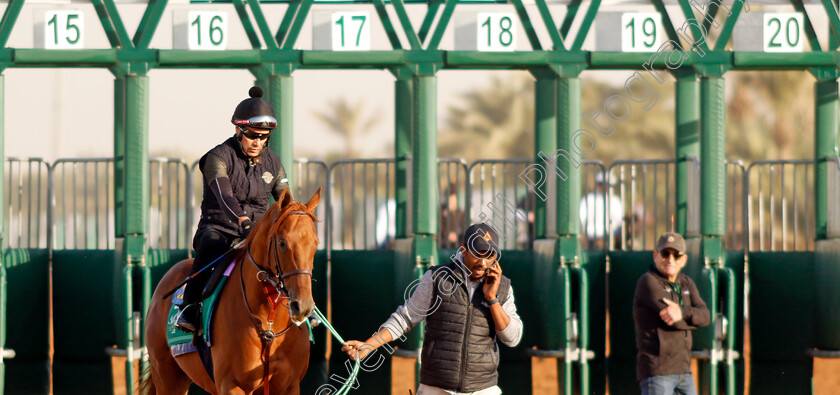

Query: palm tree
[[312, 97, 382, 158]]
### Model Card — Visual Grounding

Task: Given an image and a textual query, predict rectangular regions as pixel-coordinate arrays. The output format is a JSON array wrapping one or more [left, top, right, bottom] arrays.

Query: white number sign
[[477, 12, 517, 52], [36, 10, 84, 49], [173, 11, 228, 50], [330, 12, 370, 51], [621, 13, 663, 52], [763, 13, 802, 52]]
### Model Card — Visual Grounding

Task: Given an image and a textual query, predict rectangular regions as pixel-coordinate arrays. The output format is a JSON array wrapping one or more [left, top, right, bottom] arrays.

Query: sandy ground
[[112, 326, 840, 394]]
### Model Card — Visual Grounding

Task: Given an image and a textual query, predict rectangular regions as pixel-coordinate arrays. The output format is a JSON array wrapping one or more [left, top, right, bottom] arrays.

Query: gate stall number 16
[[40, 10, 84, 49]]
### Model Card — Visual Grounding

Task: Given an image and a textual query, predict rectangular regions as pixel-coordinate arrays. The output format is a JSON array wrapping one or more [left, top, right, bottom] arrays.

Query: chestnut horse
[[142, 188, 320, 394]]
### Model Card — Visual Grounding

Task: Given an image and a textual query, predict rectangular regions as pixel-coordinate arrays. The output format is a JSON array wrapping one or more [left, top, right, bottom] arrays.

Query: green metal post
[[675, 73, 700, 236], [533, 71, 557, 238], [556, 76, 582, 394], [394, 73, 413, 238], [814, 78, 839, 240], [700, 76, 725, 395], [123, 74, 149, 395], [0, 74, 6, 395], [412, 73, 438, 384], [268, 74, 295, 193], [114, 77, 126, 237]]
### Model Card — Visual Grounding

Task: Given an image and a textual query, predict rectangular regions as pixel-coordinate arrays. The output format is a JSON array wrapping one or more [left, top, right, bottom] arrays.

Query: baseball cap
[[655, 232, 686, 253], [462, 223, 500, 254]]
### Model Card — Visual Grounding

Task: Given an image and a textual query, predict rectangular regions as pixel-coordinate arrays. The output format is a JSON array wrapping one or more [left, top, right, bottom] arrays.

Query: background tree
[[312, 97, 382, 158]]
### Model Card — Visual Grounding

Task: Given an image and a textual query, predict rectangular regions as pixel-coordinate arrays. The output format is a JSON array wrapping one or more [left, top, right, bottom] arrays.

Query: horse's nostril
[[290, 301, 301, 314]]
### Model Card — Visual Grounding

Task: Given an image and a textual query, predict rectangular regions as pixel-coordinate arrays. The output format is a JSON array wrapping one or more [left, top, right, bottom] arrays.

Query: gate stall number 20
[[763, 13, 803, 52], [40, 10, 84, 49]]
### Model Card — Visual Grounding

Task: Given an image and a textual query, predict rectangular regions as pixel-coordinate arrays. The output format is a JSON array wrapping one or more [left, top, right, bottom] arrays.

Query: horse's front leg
[[216, 381, 249, 395]]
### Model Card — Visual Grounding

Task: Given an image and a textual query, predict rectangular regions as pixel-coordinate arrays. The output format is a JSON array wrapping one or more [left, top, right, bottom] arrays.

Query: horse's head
[[247, 187, 321, 325]]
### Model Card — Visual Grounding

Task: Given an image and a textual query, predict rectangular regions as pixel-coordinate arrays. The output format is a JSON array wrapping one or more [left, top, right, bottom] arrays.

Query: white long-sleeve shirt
[[381, 254, 523, 347]]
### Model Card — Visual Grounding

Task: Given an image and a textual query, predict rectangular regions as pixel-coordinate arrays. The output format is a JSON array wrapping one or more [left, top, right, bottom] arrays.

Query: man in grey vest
[[342, 224, 523, 394], [175, 86, 289, 333]]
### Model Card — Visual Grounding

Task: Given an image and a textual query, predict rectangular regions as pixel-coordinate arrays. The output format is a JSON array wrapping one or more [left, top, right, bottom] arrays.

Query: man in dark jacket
[[175, 86, 289, 333], [634, 232, 711, 395], [341, 224, 523, 394]]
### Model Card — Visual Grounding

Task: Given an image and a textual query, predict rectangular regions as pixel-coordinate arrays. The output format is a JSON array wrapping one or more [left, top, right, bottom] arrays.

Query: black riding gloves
[[240, 219, 255, 239]]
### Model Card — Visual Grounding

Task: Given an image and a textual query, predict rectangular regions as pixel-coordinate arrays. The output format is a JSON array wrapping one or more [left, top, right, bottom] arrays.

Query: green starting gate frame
[[1, 0, 840, 394]]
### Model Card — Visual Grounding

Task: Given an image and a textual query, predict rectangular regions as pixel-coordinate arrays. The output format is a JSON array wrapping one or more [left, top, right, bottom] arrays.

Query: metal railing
[[292, 159, 329, 250], [607, 158, 700, 251], [468, 159, 533, 250], [439, 158, 469, 249], [4, 158, 51, 249], [149, 158, 191, 250], [52, 158, 115, 250], [828, 157, 840, 239], [726, 160, 748, 251], [579, 160, 609, 250], [746, 159, 814, 251], [328, 159, 395, 250]]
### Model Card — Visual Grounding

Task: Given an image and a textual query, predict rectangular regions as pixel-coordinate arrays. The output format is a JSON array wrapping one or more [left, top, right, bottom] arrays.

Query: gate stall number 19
[[621, 13, 663, 52], [43, 10, 84, 49], [332, 12, 370, 51]]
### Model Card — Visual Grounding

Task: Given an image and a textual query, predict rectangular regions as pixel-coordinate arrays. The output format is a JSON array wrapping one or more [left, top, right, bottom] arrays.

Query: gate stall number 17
[[332, 12, 370, 51], [40, 10, 84, 49]]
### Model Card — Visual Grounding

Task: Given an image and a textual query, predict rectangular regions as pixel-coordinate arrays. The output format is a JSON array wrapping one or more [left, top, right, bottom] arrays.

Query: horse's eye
[[278, 239, 288, 249]]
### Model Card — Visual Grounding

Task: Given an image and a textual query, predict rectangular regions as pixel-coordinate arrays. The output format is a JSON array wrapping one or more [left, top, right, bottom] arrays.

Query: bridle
[[238, 202, 317, 394]]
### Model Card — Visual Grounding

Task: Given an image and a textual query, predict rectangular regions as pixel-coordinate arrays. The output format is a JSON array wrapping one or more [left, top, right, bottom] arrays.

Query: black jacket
[[633, 265, 710, 381], [197, 136, 286, 237], [420, 262, 511, 392]]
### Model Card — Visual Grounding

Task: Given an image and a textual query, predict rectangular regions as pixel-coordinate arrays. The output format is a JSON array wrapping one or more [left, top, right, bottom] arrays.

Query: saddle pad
[[166, 261, 236, 356]]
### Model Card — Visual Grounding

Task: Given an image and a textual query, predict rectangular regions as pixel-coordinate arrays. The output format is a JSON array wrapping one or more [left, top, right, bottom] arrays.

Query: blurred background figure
[[440, 183, 466, 249], [580, 172, 623, 249]]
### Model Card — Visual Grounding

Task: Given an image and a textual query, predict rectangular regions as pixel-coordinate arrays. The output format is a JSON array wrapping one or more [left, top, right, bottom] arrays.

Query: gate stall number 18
[[476, 12, 517, 51], [42, 10, 84, 49]]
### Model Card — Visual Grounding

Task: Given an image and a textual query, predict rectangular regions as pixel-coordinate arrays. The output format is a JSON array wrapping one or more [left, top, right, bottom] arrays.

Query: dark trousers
[[182, 228, 236, 306]]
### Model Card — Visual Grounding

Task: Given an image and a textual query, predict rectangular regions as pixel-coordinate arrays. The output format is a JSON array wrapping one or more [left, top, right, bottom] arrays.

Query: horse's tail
[[139, 363, 155, 395]]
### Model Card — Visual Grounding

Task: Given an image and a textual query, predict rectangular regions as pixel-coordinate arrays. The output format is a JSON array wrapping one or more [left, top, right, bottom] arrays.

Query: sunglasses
[[239, 127, 270, 141], [660, 250, 684, 259]]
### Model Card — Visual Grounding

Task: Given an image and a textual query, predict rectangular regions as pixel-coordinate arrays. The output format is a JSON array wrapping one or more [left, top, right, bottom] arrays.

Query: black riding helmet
[[231, 86, 276, 156]]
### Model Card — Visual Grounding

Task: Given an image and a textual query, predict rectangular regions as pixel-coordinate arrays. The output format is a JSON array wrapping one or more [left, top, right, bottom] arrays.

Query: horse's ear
[[306, 187, 322, 212], [278, 187, 293, 208]]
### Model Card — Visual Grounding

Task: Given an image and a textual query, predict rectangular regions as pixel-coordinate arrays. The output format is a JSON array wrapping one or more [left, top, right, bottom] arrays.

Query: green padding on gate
[[3, 248, 50, 395], [815, 239, 840, 349], [147, 248, 190, 285], [607, 250, 652, 394], [327, 250, 396, 393], [52, 361, 114, 395], [748, 251, 815, 393], [53, 250, 116, 368], [585, 249, 608, 395]]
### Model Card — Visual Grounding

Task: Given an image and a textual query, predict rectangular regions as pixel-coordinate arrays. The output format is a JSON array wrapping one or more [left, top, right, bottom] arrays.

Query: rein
[[238, 204, 315, 395]]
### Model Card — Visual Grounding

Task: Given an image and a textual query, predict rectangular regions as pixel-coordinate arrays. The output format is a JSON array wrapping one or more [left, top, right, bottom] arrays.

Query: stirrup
[[174, 304, 199, 333]]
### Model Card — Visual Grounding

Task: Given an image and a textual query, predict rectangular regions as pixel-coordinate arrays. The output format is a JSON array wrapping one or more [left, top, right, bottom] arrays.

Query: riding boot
[[175, 279, 203, 333]]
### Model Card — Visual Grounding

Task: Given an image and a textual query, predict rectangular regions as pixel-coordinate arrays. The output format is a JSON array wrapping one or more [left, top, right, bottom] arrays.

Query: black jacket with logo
[[633, 264, 710, 381], [420, 261, 512, 392], [197, 136, 286, 237]]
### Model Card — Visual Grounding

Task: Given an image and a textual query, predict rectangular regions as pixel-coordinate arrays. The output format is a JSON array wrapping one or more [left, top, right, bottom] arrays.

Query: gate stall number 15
[[39, 10, 84, 49]]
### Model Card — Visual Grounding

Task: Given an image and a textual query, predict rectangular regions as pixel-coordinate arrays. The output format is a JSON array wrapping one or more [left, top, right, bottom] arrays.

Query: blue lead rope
[[311, 306, 360, 394]]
